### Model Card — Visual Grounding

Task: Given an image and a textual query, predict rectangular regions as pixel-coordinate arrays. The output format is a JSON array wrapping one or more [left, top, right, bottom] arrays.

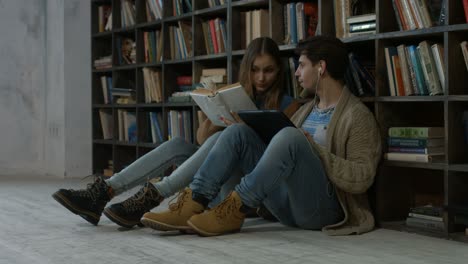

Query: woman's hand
[[220, 111, 245, 126]]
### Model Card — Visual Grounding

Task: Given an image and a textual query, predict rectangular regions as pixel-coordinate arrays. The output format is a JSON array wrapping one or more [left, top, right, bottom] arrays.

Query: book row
[[98, 109, 192, 144]]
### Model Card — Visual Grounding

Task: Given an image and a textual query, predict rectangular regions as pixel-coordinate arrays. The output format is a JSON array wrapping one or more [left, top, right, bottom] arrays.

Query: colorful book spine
[[388, 127, 444, 138], [387, 137, 444, 148]]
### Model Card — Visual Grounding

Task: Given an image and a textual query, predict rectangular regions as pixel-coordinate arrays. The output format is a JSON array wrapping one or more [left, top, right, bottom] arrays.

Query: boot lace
[[121, 184, 160, 212], [213, 195, 239, 221], [168, 189, 190, 212], [71, 175, 106, 203]]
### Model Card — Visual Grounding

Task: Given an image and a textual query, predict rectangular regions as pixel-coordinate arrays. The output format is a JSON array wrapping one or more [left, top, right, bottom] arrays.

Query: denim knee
[[271, 127, 304, 146]]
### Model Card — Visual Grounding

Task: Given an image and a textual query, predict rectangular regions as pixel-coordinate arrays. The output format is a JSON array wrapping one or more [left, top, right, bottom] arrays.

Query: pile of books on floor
[[384, 127, 445, 163], [406, 205, 444, 232]]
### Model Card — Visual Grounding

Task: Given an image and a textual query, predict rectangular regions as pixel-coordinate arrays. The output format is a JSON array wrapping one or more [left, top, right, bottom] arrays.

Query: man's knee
[[273, 127, 304, 144]]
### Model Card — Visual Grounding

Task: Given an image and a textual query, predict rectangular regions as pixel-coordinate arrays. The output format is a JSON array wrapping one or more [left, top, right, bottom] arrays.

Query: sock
[[192, 192, 209, 207], [239, 204, 254, 214]]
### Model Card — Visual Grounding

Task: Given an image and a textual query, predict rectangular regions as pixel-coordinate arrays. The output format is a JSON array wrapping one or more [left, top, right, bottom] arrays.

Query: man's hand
[[300, 129, 314, 142]]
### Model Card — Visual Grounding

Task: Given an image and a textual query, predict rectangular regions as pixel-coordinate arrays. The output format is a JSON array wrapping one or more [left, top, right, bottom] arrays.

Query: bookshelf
[[91, 0, 468, 241], [341, 0, 467, 242], [90, 1, 317, 175]]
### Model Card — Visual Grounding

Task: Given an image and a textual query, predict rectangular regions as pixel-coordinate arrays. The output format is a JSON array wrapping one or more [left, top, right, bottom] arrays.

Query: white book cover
[[190, 83, 257, 127]]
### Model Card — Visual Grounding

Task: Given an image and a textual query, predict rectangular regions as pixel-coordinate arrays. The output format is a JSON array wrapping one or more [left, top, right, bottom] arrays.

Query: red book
[[209, 19, 219, 54], [463, 0, 468, 23], [176, 76, 192, 85]]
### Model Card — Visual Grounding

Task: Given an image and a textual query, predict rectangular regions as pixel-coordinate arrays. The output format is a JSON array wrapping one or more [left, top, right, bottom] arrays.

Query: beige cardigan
[[290, 87, 382, 235]]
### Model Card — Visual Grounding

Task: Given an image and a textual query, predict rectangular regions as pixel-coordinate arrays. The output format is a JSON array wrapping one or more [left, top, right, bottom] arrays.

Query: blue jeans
[[190, 124, 344, 229], [106, 132, 221, 198]]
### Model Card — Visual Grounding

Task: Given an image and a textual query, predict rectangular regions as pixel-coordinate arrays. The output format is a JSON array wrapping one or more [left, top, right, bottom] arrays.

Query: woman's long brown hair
[[238, 37, 285, 110]]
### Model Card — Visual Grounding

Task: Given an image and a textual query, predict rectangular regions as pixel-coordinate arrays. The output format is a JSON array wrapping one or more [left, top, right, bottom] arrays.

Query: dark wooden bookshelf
[[356, 0, 468, 242], [91, 0, 468, 241]]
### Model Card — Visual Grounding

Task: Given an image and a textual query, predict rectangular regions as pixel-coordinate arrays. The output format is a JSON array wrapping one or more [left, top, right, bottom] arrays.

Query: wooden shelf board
[[114, 64, 137, 71], [137, 103, 164, 108], [136, 20, 162, 29], [165, 102, 197, 107], [164, 13, 193, 22], [194, 5, 227, 16], [114, 141, 137, 147], [376, 96, 446, 102], [113, 26, 136, 33], [92, 31, 112, 38], [232, 50, 245, 56], [138, 142, 162, 148], [138, 62, 162, 68], [92, 68, 112, 73], [231, 0, 268, 8], [92, 104, 112, 108], [93, 139, 113, 145], [448, 95, 468, 102], [377, 26, 447, 40], [449, 164, 468, 172], [194, 53, 227, 61], [163, 58, 193, 65], [383, 160, 446, 170]]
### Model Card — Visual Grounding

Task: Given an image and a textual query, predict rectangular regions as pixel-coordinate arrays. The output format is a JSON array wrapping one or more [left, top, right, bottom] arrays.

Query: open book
[[190, 83, 257, 127]]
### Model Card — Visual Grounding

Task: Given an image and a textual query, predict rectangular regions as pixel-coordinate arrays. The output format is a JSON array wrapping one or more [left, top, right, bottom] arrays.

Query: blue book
[[289, 3, 298, 44], [407, 45, 429, 95], [387, 137, 444, 148]]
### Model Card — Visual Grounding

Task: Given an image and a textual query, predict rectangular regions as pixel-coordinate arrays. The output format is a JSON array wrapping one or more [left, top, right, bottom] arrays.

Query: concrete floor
[[0, 177, 467, 264]]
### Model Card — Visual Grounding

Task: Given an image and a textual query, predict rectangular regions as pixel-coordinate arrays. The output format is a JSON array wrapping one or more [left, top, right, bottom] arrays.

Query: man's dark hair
[[295, 35, 348, 82]]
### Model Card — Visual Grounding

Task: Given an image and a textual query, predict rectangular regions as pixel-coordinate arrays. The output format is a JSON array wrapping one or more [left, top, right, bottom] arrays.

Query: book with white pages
[[190, 83, 257, 127]]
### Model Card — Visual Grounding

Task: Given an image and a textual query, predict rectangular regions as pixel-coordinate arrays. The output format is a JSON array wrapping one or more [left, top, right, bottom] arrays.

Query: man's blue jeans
[[190, 124, 343, 229]]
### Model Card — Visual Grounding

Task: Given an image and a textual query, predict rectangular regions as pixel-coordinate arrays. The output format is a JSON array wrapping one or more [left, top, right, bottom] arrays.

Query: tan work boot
[[187, 191, 246, 236], [140, 188, 204, 231]]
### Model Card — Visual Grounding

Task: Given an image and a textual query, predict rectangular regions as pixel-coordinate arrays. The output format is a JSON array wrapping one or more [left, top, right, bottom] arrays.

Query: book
[[406, 217, 445, 231], [410, 205, 443, 216], [190, 83, 257, 127], [417, 41, 443, 95], [387, 146, 444, 155], [388, 127, 444, 138], [384, 152, 444, 163], [408, 212, 443, 222], [463, 0, 468, 23], [237, 110, 296, 143], [461, 41, 468, 72], [431, 43, 445, 92], [388, 137, 444, 147]]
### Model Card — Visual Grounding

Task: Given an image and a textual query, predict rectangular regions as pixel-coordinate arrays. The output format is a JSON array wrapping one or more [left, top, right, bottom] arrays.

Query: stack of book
[[406, 205, 444, 232], [168, 76, 193, 103], [112, 88, 136, 104], [384, 127, 445, 163], [94, 55, 112, 70], [199, 68, 227, 90], [346, 13, 376, 37]]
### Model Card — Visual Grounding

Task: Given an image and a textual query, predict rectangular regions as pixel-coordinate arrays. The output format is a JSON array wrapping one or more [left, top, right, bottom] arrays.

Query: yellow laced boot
[[187, 191, 246, 236], [141, 188, 204, 231]]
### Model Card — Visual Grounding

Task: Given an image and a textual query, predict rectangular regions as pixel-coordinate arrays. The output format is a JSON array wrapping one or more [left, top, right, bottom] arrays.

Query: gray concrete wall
[[0, 0, 91, 178]]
